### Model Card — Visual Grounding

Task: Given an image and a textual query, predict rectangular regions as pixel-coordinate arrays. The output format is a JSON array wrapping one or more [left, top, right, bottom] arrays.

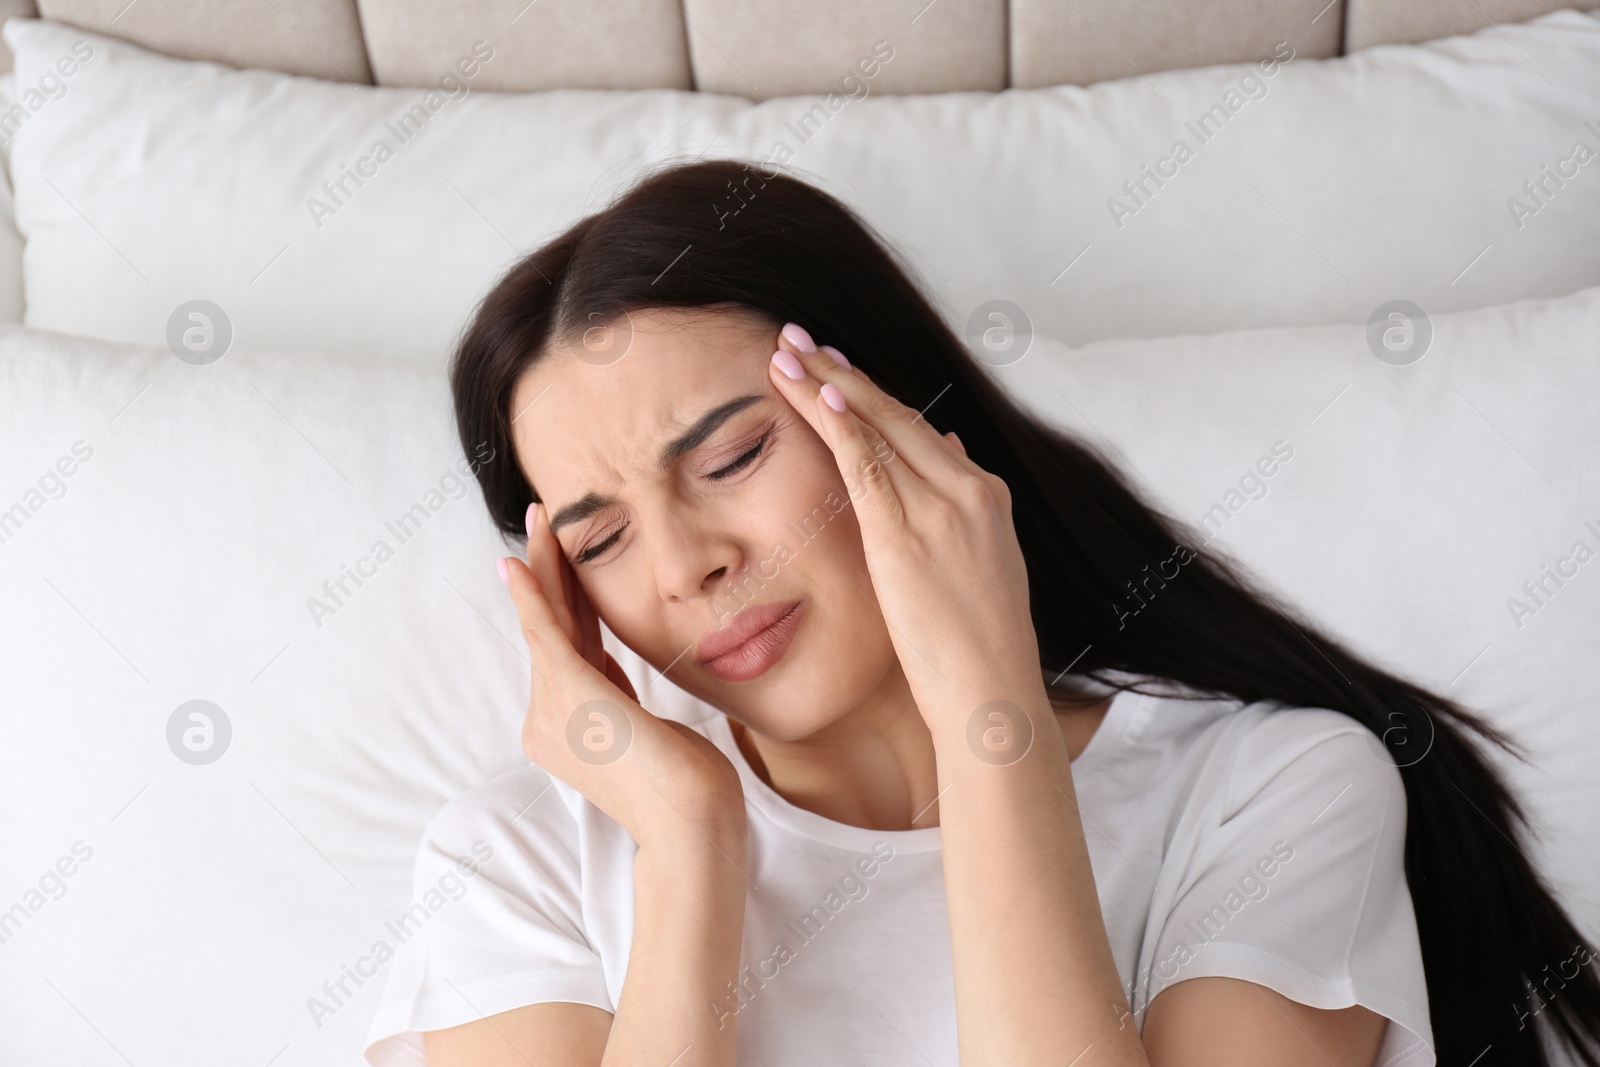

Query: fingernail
[[497, 557, 510, 584], [525, 502, 538, 537], [821, 344, 851, 370], [781, 322, 817, 353], [949, 431, 965, 454], [772, 349, 806, 381], [820, 382, 847, 413]]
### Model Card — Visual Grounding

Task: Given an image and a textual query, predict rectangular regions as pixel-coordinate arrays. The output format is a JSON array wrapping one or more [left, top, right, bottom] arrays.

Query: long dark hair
[[450, 157, 1600, 1065]]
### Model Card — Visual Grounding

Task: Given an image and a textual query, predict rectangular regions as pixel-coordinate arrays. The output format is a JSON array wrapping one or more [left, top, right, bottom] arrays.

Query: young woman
[[362, 159, 1600, 1067]]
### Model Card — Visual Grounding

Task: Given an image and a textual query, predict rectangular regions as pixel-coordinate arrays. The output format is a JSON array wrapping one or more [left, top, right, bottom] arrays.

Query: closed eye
[[707, 432, 770, 480], [574, 527, 622, 565], [572, 432, 771, 565]]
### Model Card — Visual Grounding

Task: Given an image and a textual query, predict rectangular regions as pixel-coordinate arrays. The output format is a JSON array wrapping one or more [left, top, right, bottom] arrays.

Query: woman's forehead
[[510, 307, 781, 492], [520, 305, 773, 396]]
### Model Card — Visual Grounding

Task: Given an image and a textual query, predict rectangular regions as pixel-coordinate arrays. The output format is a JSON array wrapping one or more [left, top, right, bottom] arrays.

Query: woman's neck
[[726, 679, 1113, 832]]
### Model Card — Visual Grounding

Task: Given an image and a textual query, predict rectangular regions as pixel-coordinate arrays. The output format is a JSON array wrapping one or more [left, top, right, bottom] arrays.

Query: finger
[[781, 327, 1008, 500], [556, 554, 638, 702], [939, 427, 994, 481], [939, 428, 1015, 524], [810, 376, 907, 533], [525, 501, 578, 644], [767, 328, 911, 521], [770, 344, 922, 522], [550, 505, 577, 622], [571, 566, 608, 674], [499, 554, 583, 680], [772, 326, 965, 489], [769, 336, 914, 500]]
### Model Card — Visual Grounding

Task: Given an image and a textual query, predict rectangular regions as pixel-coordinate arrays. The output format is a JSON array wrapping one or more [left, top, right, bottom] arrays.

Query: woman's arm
[[929, 696, 1151, 1067], [422, 500, 752, 1065], [763, 331, 1393, 1067], [602, 817, 750, 1066], [931, 706, 1386, 1067], [1144, 978, 1386, 1066], [424, 814, 749, 1067]]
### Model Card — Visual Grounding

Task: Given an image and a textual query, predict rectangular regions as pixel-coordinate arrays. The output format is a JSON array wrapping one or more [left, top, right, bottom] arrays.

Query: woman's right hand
[[498, 501, 747, 847]]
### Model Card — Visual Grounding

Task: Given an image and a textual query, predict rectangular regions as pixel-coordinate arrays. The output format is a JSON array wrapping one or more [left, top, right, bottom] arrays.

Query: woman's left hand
[[767, 323, 1046, 735]]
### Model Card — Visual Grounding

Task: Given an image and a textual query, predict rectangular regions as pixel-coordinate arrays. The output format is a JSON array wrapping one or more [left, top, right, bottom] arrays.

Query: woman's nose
[[651, 523, 744, 606]]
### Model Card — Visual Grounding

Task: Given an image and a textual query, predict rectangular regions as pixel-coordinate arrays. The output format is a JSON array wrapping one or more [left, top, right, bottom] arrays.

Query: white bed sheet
[[2, 282, 1597, 1065]]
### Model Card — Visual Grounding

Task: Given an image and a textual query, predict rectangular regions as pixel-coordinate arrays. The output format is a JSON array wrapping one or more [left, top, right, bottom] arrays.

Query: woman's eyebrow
[[657, 393, 765, 469], [546, 393, 764, 536]]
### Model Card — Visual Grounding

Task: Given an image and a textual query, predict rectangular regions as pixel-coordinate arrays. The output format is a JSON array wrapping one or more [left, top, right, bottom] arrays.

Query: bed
[[0, 2, 1597, 1064]]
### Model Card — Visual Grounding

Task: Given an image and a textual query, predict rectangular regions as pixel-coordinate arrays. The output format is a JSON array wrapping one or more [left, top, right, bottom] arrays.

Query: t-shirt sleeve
[[1140, 707, 1435, 1067], [363, 766, 614, 1067]]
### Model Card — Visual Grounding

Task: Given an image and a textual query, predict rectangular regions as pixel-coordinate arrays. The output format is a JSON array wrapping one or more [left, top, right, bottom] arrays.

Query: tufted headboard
[[0, 0, 1595, 94]]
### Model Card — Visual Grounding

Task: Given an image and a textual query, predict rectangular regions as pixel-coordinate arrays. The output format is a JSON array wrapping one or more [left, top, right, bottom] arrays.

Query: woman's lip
[[699, 601, 806, 682], [696, 598, 804, 662]]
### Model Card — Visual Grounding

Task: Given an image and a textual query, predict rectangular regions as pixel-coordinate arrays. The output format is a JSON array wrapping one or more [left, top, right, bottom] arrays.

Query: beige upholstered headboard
[[0, 0, 1595, 94]]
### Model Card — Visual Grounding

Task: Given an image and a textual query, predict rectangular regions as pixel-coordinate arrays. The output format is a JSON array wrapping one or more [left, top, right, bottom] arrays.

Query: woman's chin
[[705, 680, 850, 743]]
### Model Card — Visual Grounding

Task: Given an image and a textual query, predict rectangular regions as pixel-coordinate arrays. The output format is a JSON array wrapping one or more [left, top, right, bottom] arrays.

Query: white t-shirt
[[363, 680, 1434, 1066]]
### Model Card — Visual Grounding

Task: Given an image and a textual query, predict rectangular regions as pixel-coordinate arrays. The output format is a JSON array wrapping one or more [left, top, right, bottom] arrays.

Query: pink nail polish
[[821, 344, 851, 370], [781, 323, 817, 353], [820, 382, 847, 413], [772, 349, 806, 381], [497, 557, 510, 584], [525, 502, 538, 537]]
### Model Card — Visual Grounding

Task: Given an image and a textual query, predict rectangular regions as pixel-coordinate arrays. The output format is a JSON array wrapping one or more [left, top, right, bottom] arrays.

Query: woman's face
[[509, 304, 901, 741]]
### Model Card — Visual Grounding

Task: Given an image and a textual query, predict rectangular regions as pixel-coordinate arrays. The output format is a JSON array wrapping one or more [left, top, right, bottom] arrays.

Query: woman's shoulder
[[422, 713, 727, 853], [1137, 690, 1409, 851], [1103, 681, 1406, 830], [1211, 701, 1407, 825], [419, 760, 587, 864], [1126, 693, 1432, 1062]]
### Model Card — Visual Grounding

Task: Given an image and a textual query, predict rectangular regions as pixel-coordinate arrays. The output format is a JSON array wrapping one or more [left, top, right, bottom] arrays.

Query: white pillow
[[0, 322, 716, 1064], [1, 284, 1596, 1065], [5, 12, 1600, 367], [0, 64, 26, 325], [0, 161, 23, 325], [993, 287, 1600, 947]]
